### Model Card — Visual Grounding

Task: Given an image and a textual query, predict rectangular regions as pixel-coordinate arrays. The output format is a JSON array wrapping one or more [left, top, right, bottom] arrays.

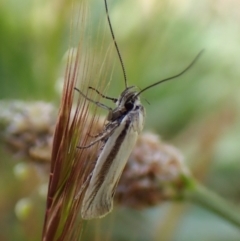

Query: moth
[[76, 0, 203, 220]]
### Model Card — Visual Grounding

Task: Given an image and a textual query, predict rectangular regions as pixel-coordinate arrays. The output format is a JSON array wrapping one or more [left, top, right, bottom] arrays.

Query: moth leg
[[77, 121, 119, 149], [87, 121, 117, 138], [87, 122, 116, 139], [87, 131, 104, 138], [89, 86, 117, 103], [74, 87, 112, 111]]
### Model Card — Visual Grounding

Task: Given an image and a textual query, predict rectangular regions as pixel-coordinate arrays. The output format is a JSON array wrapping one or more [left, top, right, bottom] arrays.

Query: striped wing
[[81, 107, 144, 219]]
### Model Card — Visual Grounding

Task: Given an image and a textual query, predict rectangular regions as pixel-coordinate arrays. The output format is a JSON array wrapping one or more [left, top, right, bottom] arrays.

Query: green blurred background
[[1, 0, 240, 240]]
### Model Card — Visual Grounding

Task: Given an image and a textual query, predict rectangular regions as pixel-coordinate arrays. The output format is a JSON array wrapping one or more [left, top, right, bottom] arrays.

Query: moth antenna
[[135, 50, 204, 98], [104, 0, 128, 88]]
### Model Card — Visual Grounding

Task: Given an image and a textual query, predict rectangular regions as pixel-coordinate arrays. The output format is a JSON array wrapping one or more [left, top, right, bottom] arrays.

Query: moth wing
[[81, 109, 144, 219], [132, 106, 145, 133], [81, 184, 115, 219]]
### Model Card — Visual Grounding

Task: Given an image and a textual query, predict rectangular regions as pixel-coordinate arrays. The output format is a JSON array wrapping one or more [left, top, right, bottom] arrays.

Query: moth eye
[[125, 102, 134, 110]]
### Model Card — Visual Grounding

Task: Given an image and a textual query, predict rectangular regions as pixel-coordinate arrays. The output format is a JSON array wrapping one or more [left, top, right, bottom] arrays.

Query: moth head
[[118, 86, 140, 108], [107, 86, 140, 121]]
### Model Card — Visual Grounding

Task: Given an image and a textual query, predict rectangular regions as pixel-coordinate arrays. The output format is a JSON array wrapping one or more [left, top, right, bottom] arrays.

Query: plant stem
[[182, 175, 240, 229]]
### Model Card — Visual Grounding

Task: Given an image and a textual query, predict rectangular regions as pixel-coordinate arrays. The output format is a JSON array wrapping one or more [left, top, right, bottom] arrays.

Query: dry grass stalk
[[41, 0, 109, 239]]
